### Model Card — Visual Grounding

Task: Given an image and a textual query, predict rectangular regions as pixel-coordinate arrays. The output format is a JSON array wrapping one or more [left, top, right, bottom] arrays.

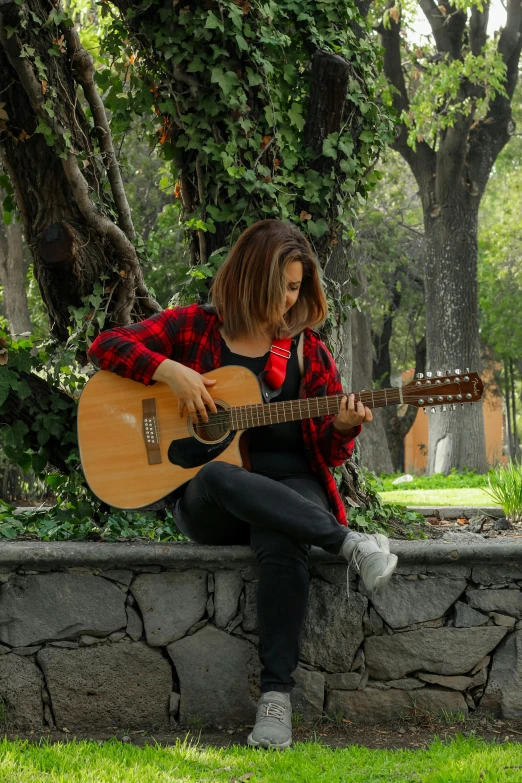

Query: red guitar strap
[[263, 337, 293, 390]]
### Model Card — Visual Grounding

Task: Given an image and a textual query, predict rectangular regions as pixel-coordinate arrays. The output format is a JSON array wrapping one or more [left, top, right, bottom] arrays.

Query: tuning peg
[[455, 369, 461, 375], [449, 404, 456, 411], [426, 372, 433, 378], [442, 405, 447, 412], [430, 407, 436, 413], [465, 367, 470, 373], [423, 407, 427, 414], [436, 371, 443, 377], [416, 373, 424, 379], [469, 403, 473, 408]]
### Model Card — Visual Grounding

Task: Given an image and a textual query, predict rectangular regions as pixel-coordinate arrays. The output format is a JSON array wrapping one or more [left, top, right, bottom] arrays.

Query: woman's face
[[283, 260, 303, 314]]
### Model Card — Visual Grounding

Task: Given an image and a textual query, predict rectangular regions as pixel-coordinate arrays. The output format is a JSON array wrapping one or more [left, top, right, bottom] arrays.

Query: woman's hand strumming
[[152, 360, 217, 423]]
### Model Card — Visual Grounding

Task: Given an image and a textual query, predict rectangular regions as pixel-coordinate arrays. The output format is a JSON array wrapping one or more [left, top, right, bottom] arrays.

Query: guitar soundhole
[[189, 400, 232, 444]]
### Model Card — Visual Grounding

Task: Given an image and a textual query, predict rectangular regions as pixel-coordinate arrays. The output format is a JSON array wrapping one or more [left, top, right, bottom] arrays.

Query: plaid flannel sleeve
[[314, 343, 361, 466], [87, 308, 181, 385]]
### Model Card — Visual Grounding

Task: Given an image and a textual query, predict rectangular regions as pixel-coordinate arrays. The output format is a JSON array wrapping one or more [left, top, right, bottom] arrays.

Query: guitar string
[[152, 388, 469, 433]]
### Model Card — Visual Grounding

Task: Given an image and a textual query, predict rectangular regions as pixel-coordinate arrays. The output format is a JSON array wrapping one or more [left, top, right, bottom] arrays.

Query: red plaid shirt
[[88, 304, 360, 525]]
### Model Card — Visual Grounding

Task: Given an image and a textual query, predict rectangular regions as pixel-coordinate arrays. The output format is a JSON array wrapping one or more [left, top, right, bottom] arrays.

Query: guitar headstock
[[403, 370, 483, 413]]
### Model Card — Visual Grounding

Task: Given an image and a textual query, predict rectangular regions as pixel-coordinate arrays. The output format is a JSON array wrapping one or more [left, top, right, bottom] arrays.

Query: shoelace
[[262, 702, 286, 721]]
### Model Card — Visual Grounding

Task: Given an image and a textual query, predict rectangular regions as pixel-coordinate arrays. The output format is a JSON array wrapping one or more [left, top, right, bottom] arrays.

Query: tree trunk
[[381, 336, 426, 472], [323, 240, 352, 390], [423, 205, 488, 473], [0, 1, 158, 342], [351, 304, 394, 474], [0, 222, 32, 335]]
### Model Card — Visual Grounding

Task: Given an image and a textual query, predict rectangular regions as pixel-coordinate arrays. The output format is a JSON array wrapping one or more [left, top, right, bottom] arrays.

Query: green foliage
[[0, 331, 79, 475], [485, 460, 522, 523], [402, 44, 507, 150], [0, 494, 184, 542], [99, 0, 393, 258], [342, 465, 426, 537]]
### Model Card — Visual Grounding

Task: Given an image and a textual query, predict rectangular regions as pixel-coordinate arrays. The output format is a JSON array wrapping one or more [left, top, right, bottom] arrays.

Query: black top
[[219, 335, 314, 478]]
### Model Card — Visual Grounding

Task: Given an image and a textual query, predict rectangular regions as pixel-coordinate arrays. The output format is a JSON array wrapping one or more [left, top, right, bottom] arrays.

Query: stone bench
[[0, 538, 521, 731]]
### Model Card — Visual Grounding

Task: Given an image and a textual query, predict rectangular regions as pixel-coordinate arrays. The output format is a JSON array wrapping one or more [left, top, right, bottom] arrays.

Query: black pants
[[174, 461, 349, 693]]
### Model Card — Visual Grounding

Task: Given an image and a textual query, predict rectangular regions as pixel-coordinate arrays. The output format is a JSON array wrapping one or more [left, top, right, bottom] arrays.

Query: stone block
[[369, 576, 466, 629], [468, 589, 522, 618], [416, 672, 475, 691], [309, 565, 352, 585], [167, 625, 257, 726], [214, 571, 243, 629], [37, 641, 171, 730], [0, 574, 127, 647], [0, 654, 43, 728], [300, 579, 367, 673], [365, 627, 507, 681], [126, 606, 143, 641], [472, 564, 522, 585], [386, 678, 425, 690], [490, 613, 516, 628], [325, 672, 363, 691], [454, 601, 489, 628], [480, 630, 522, 719], [425, 565, 471, 579], [131, 570, 207, 646], [471, 655, 491, 675], [242, 582, 258, 633], [326, 688, 467, 724], [291, 667, 324, 720], [99, 570, 133, 587]]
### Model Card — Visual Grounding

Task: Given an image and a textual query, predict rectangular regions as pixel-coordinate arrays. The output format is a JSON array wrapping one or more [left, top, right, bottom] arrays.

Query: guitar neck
[[228, 388, 403, 430]]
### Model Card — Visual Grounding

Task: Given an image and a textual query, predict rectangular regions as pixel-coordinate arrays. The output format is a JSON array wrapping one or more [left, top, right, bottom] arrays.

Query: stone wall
[[0, 540, 521, 730]]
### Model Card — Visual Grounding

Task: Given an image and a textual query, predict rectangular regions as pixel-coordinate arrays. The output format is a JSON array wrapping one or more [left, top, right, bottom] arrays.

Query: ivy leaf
[[288, 102, 305, 131], [211, 68, 239, 95]]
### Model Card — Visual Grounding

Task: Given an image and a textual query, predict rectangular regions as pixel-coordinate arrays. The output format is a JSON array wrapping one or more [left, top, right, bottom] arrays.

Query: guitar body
[[78, 366, 261, 509]]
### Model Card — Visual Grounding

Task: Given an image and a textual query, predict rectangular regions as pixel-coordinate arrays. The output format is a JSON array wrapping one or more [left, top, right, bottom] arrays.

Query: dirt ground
[[3, 714, 522, 751]]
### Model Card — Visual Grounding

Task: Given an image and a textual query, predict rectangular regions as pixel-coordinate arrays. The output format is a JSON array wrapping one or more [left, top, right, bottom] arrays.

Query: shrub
[[485, 461, 522, 523]]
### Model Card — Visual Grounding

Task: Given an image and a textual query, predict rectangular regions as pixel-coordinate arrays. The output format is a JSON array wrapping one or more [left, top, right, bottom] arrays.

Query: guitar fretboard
[[228, 389, 402, 430]]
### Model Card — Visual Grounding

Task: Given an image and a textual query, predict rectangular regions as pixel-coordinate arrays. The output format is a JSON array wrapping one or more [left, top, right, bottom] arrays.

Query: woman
[[88, 219, 397, 749]]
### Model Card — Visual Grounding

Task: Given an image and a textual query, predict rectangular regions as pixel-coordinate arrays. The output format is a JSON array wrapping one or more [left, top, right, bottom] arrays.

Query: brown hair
[[210, 219, 328, 338]]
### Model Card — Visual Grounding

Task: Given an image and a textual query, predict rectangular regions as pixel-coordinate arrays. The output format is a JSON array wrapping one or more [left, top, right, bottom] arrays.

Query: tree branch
[[61, 18, 136, 241], [418, 0, 467, 59], [469, 3, 490, 56], [378, 9, 436, 186]]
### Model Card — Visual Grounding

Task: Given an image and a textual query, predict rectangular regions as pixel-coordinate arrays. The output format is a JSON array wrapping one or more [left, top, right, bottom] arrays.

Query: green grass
[[377, 470, 490, 492], [1, 735, 522, 782], [379, 488, 497, 507]]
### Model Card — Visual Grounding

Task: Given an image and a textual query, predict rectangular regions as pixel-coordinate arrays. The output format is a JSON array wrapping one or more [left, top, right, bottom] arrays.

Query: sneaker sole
[[247, 732, 292, 750], [373, 553, 398, 595]]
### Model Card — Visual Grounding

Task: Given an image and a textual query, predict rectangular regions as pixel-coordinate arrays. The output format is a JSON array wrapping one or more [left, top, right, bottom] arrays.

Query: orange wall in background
[[402, 368, 504, 474]]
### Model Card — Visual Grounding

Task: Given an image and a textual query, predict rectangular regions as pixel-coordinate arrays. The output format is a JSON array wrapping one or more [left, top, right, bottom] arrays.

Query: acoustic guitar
[[78, 367, 483, 509]]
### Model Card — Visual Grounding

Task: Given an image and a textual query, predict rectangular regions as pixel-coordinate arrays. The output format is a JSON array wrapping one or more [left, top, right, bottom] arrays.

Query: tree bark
[[351, 300, 394, 474], [423, 203, 488, 473], [323, 239, 353, 390], [0, 221, 31, 335]]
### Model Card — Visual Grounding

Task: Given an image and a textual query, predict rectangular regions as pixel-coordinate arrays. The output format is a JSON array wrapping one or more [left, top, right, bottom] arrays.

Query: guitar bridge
[[142, 398, 162, 465]]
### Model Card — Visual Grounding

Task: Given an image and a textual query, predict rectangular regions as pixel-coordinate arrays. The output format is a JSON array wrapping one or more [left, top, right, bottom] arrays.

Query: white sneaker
[[342, 532, 398, 596], [247, 691, 292, 749]]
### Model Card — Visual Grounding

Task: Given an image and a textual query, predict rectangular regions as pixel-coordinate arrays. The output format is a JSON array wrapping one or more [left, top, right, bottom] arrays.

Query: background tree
[[0, 0, 391, 479], [374, 0, 522, 474], [351, 151, 426, 472]]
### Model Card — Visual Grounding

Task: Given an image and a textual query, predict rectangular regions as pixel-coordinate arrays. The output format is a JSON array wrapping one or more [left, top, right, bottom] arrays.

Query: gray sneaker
[[247, 691, 292, 749], [342, 532, 398, 596]]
